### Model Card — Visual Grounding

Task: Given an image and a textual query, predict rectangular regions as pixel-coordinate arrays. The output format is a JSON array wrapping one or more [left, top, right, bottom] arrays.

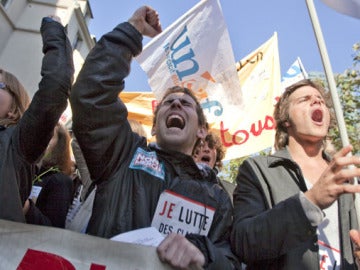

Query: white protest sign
[[151, 190, 215, 236]]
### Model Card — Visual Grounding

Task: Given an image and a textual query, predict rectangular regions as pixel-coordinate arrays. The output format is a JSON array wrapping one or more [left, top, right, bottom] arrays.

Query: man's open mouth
[[201, 155, 211, 163], [166, 114, 185, 129], [311, 109, 323, 123]]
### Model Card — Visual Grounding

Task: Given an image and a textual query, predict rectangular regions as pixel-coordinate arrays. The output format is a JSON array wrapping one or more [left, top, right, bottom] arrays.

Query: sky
[[88, 0, 360, 92]]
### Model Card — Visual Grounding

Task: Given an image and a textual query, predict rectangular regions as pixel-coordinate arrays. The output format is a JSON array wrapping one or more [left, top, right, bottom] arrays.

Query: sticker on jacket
[[129, 147, 165, 180], [151, 190, 215, 236], [29, 185, 42, 203]]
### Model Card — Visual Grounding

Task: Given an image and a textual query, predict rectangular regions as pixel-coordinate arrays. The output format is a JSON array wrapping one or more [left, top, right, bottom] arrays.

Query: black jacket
[[70, 22, 239, 269], [26, 168, 74, 228], [0, 18, 74, 222]]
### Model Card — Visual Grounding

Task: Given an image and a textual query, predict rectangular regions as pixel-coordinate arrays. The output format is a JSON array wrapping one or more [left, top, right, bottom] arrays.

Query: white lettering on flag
[[123, 33, 282, 160], [137, 0, 242, 105], [136, 0, 284, 159]]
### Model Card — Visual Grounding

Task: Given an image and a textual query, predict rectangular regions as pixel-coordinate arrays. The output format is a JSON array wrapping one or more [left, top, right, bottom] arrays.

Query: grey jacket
[[231, 148, 358, 269]]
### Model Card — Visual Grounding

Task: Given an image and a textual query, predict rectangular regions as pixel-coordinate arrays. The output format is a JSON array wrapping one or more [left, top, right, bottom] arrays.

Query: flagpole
[[296, 57, 308, 78], [305, 0, 360, 221]]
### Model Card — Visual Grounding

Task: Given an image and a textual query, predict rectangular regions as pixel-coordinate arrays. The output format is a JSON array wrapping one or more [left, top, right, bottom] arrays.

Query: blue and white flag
[[136, 0, 242, 106], [281, 57, 308, 91]]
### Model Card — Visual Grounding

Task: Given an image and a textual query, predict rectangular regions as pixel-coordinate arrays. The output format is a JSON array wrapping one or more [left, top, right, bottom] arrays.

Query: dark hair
[[0, 69, 30, 126], [273, 79, 335, 150], [152, 86, 207, 127]]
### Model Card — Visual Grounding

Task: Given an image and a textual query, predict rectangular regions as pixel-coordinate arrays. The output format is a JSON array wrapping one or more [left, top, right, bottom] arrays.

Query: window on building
[[73, 32, 83, 51]]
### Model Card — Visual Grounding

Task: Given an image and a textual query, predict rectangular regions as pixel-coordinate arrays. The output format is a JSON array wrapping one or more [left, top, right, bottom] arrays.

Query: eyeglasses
[[0, 82, 5, 89]]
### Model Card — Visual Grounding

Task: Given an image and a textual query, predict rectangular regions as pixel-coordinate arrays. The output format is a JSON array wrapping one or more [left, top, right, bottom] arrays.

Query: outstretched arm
[[14, 15, 73, 205], [70, 6, 161, 182], [18, 15, 74, 163]]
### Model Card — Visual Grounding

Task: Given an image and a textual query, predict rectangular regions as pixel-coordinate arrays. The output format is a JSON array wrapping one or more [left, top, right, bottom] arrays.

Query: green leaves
[[328, 42, 360, 155]]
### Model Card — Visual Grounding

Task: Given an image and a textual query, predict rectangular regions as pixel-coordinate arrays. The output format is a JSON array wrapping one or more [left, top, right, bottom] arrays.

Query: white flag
[[320, 0, 360, 19], [136, 0, 242, 106]]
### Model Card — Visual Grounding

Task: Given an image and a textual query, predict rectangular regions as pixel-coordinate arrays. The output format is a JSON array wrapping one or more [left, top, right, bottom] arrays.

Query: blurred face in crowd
[[193, 140, 217, 169], [0, 70, 30, 127], [0, 76, 13, 120]]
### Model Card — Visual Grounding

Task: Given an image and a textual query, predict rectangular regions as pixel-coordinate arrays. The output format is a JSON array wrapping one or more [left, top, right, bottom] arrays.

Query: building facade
[[0, 0, 95, 97]]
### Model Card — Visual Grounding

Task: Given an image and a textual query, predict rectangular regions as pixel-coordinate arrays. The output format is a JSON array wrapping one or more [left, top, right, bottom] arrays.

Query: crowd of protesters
[[1, 6, 360, 270]]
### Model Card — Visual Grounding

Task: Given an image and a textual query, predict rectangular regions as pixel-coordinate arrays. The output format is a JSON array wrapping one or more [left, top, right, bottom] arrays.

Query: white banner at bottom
[[0, 219, 173, 270]]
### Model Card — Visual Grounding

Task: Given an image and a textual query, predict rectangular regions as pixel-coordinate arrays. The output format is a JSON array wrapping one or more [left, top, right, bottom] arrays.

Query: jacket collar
[[267, 147, 331, 167], [266, 147, 295, 168]]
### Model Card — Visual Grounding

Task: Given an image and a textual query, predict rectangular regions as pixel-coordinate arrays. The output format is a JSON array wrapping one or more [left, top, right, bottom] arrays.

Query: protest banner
[[136, 0, 282, 159], [0, 219, 172, 270], [228, 33, 281, 159], [120, 91, 157, 141], [122, 33, 282, 159], [136, 0, 242, 103], [151, 190, 215, 236]]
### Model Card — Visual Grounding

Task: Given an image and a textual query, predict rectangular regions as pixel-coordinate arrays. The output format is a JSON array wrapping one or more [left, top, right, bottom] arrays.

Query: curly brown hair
[[192, 131, 226, 170]]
